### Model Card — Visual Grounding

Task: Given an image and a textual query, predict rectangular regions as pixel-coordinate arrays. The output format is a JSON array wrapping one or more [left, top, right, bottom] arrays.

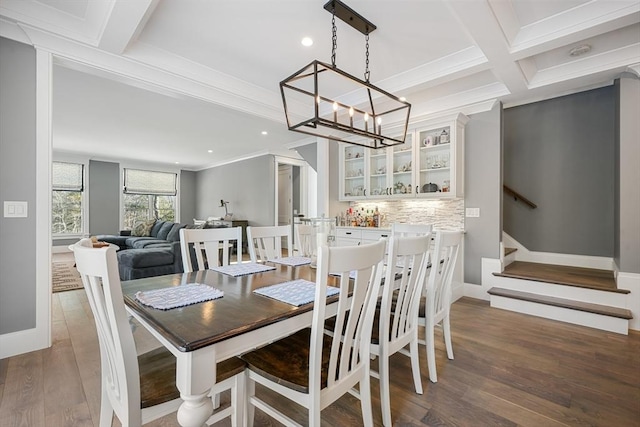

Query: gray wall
[[292, 165, 301, 215], [89, 160, 120, 235], [180, 169, 197, 224], [0, 37, 37, 334], [615, 76, 640, 273], [196, 155, 275, 226], [295, 143, 317, 172], [503, 86, 615, 257], [464, 103, 503, 284]]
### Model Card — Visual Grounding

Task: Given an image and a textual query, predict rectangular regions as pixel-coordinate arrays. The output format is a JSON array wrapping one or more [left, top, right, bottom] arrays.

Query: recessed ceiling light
[[208, 149, 213, 153], [569, 44, 591, 57], [301, 37, 313, 47], [399, 97, 406, 102], [175, 162, 180, 164], [261, 131, 268, 135]]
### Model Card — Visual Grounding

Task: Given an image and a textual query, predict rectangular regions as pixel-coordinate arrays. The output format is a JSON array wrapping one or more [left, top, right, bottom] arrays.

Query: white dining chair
[[241, 240, 387, 427], [372, 234, 431, 426], [71, 239, 246, 426], [391, 222, 433, 237], [246, 225, 293, 263], [419, 230, 463, 383], [180, 226, 243, 272], [295, 224, 315, 257]]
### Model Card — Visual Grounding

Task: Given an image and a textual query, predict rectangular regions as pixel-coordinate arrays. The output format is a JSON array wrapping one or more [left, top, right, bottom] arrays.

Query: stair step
[[488, 287, 633, 320], [493, 261, 628, 294], [504, 247, 517, 256]]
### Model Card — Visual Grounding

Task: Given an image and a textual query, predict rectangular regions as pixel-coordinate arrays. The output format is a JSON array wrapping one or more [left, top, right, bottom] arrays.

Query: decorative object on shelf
[[422, 183, 439, 193], [279, 0, 410, 149], [220, 199, 233, 220], [440, 129, 450, 144]]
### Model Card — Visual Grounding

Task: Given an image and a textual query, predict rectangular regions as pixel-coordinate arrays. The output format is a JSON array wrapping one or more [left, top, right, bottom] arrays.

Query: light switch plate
[[465, 207, 480, 218], [4, 201, 28, 218]]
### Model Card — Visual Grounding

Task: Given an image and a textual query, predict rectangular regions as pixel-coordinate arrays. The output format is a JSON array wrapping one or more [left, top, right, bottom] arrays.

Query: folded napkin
[[267, 256, 312, 267], [210, 262, 276, 277], [135, 283, 223, 310], [254, 279, 340, 306]]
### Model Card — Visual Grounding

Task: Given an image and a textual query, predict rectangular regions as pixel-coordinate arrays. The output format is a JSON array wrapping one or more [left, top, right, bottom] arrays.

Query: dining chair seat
[[241, 328, 333, 393]]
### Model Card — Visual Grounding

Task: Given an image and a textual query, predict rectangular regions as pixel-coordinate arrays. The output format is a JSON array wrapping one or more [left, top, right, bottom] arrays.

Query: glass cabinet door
[[341, 145, 366, 199], [368, 146, 388, 197], [391, 133, 413, 196], [417, 125, 452, 196]]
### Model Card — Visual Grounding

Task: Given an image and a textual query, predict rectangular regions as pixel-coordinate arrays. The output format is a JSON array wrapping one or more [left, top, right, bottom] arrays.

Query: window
[[52, 161, 84, 236], [123, 168, 177, 229]]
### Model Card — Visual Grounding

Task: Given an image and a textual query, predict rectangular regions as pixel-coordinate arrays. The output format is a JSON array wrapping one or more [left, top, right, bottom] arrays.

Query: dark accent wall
[[0, 37, 37, 334], [504, 86, 615, 257], [464, 102, 503, 284], [89, 160, 120, 235], [196, 155, 275, 226], [180, 169, 197, 225]]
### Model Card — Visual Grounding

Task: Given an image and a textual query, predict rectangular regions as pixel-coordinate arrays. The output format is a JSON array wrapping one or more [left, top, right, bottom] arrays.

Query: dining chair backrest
[[71, 239, 149, 426], [391, 222, 433, 237], [180, 227, 242, 272], [246, 225, 293, 263], [295, 224, 315, 257], [427, 230, 462, 322], [380, 234, 432, 344], [314, 239, 386, 398]]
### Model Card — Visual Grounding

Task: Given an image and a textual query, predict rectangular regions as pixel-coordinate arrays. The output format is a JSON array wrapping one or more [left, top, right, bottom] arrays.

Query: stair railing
[[503, 185, 537, 209]]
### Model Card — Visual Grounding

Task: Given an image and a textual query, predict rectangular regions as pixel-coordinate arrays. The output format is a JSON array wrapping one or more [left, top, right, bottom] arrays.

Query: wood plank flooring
[[1, 293, 638, 426]]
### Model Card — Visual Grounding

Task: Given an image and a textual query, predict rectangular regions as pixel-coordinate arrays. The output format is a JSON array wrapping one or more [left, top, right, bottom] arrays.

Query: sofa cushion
[[126, 236, 159, 247], [118, 248, 174, 268], [156, 221, 175, 240], [167, 223, 186, 242], [150, 220, 166, 237], [132, 219, 155, 237], [130, 239, 171, 249]]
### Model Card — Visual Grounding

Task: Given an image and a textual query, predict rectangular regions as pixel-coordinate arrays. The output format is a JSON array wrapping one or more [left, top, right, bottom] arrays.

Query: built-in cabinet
[[334, 227, 391, 246], [339, 113, 468, 201]]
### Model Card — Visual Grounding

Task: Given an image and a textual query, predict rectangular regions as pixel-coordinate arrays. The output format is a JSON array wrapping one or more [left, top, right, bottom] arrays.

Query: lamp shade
[[280, 60, 411, 149]]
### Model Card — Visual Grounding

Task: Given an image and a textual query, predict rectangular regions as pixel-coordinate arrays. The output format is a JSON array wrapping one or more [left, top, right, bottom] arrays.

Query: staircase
[[488, 245, 633, 335]]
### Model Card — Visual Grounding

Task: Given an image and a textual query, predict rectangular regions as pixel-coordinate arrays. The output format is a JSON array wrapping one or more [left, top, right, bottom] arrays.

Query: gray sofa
[[96, 220, 188, 280]]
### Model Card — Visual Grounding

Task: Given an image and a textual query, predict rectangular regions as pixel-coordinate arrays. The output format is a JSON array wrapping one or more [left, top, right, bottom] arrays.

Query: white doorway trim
[[273, 156, 310, 227]]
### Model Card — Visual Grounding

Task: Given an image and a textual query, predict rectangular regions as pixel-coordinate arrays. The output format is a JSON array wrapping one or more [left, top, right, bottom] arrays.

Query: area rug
[[52, 261, 83, 293]]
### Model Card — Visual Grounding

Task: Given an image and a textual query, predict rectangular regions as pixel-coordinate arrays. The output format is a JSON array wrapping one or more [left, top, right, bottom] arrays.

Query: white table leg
[[175, 349, 216, 427]]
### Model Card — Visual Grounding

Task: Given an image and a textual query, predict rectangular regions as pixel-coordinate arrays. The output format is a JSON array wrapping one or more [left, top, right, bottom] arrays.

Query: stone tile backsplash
[[345, 198, 464, 230]]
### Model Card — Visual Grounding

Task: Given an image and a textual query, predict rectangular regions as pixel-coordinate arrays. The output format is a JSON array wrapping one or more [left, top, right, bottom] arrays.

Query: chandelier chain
[[331, 9, 337, 67], [364, 33, 370, 82]]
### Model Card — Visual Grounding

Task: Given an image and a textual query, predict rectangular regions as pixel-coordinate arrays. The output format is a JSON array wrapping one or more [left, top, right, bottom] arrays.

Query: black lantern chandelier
[[280, 0, 411, 149]]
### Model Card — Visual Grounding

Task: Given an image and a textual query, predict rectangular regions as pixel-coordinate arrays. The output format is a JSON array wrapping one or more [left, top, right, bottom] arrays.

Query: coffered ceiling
[[1, 0, 638, 170]]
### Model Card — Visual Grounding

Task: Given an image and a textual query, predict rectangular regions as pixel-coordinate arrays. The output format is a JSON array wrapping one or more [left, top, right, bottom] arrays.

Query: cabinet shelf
[[345, 157, 364, 162], [421, 167, 450, 172], [421, 142, 450, 150], [393, 171, 412, 175], [345, 176, 364, 180]]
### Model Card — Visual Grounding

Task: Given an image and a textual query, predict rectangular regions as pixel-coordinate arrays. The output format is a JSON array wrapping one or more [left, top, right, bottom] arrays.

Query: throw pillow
[[156, 221, 175, 240], [166, 223, 186, 242], [132, 219, 155, 237]]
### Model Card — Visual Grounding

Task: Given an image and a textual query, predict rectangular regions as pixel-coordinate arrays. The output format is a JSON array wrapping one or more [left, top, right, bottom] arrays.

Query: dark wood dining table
[[122, 263, 339, 427]]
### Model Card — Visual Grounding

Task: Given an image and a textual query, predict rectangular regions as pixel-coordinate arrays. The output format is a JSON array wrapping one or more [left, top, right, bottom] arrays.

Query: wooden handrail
[[503, 185, 537, 209]]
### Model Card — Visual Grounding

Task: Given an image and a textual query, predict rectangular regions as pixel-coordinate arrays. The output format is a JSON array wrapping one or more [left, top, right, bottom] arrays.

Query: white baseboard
[[618, 272, 640, 331], [503, 232, 613, 270], [490, 295, 629, 335], [0, 327, 50, 359]]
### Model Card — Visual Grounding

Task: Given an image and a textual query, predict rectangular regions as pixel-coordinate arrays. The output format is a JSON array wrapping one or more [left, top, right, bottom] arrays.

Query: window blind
[[123, 168, 177, 196], [52, 162, 84, 191]]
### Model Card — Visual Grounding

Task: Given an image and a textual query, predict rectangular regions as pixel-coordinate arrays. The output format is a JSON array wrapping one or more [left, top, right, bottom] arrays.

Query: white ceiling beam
[[447, 0, 528, 94], [98, 0, 158, 54]]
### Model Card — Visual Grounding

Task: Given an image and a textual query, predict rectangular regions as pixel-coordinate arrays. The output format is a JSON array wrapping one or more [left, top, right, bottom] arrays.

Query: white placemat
[[267, 256, 312, 266], [254, 279, 340, 306], [210, 262, 276, 277], [135, 283, 223, 310]]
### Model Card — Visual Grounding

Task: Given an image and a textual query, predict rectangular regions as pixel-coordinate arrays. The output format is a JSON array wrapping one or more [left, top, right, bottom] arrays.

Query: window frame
[[51, 157, 89, 239], [119, 164, 181, 230]]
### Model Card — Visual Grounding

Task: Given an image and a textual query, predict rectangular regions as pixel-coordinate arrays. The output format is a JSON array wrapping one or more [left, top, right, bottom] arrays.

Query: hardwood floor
[[0, 293, 638, 426]]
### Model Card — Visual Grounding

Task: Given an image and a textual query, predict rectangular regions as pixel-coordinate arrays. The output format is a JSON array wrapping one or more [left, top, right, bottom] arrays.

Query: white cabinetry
[[338, 113, 467, 201], [334, 227, 391, 246]]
